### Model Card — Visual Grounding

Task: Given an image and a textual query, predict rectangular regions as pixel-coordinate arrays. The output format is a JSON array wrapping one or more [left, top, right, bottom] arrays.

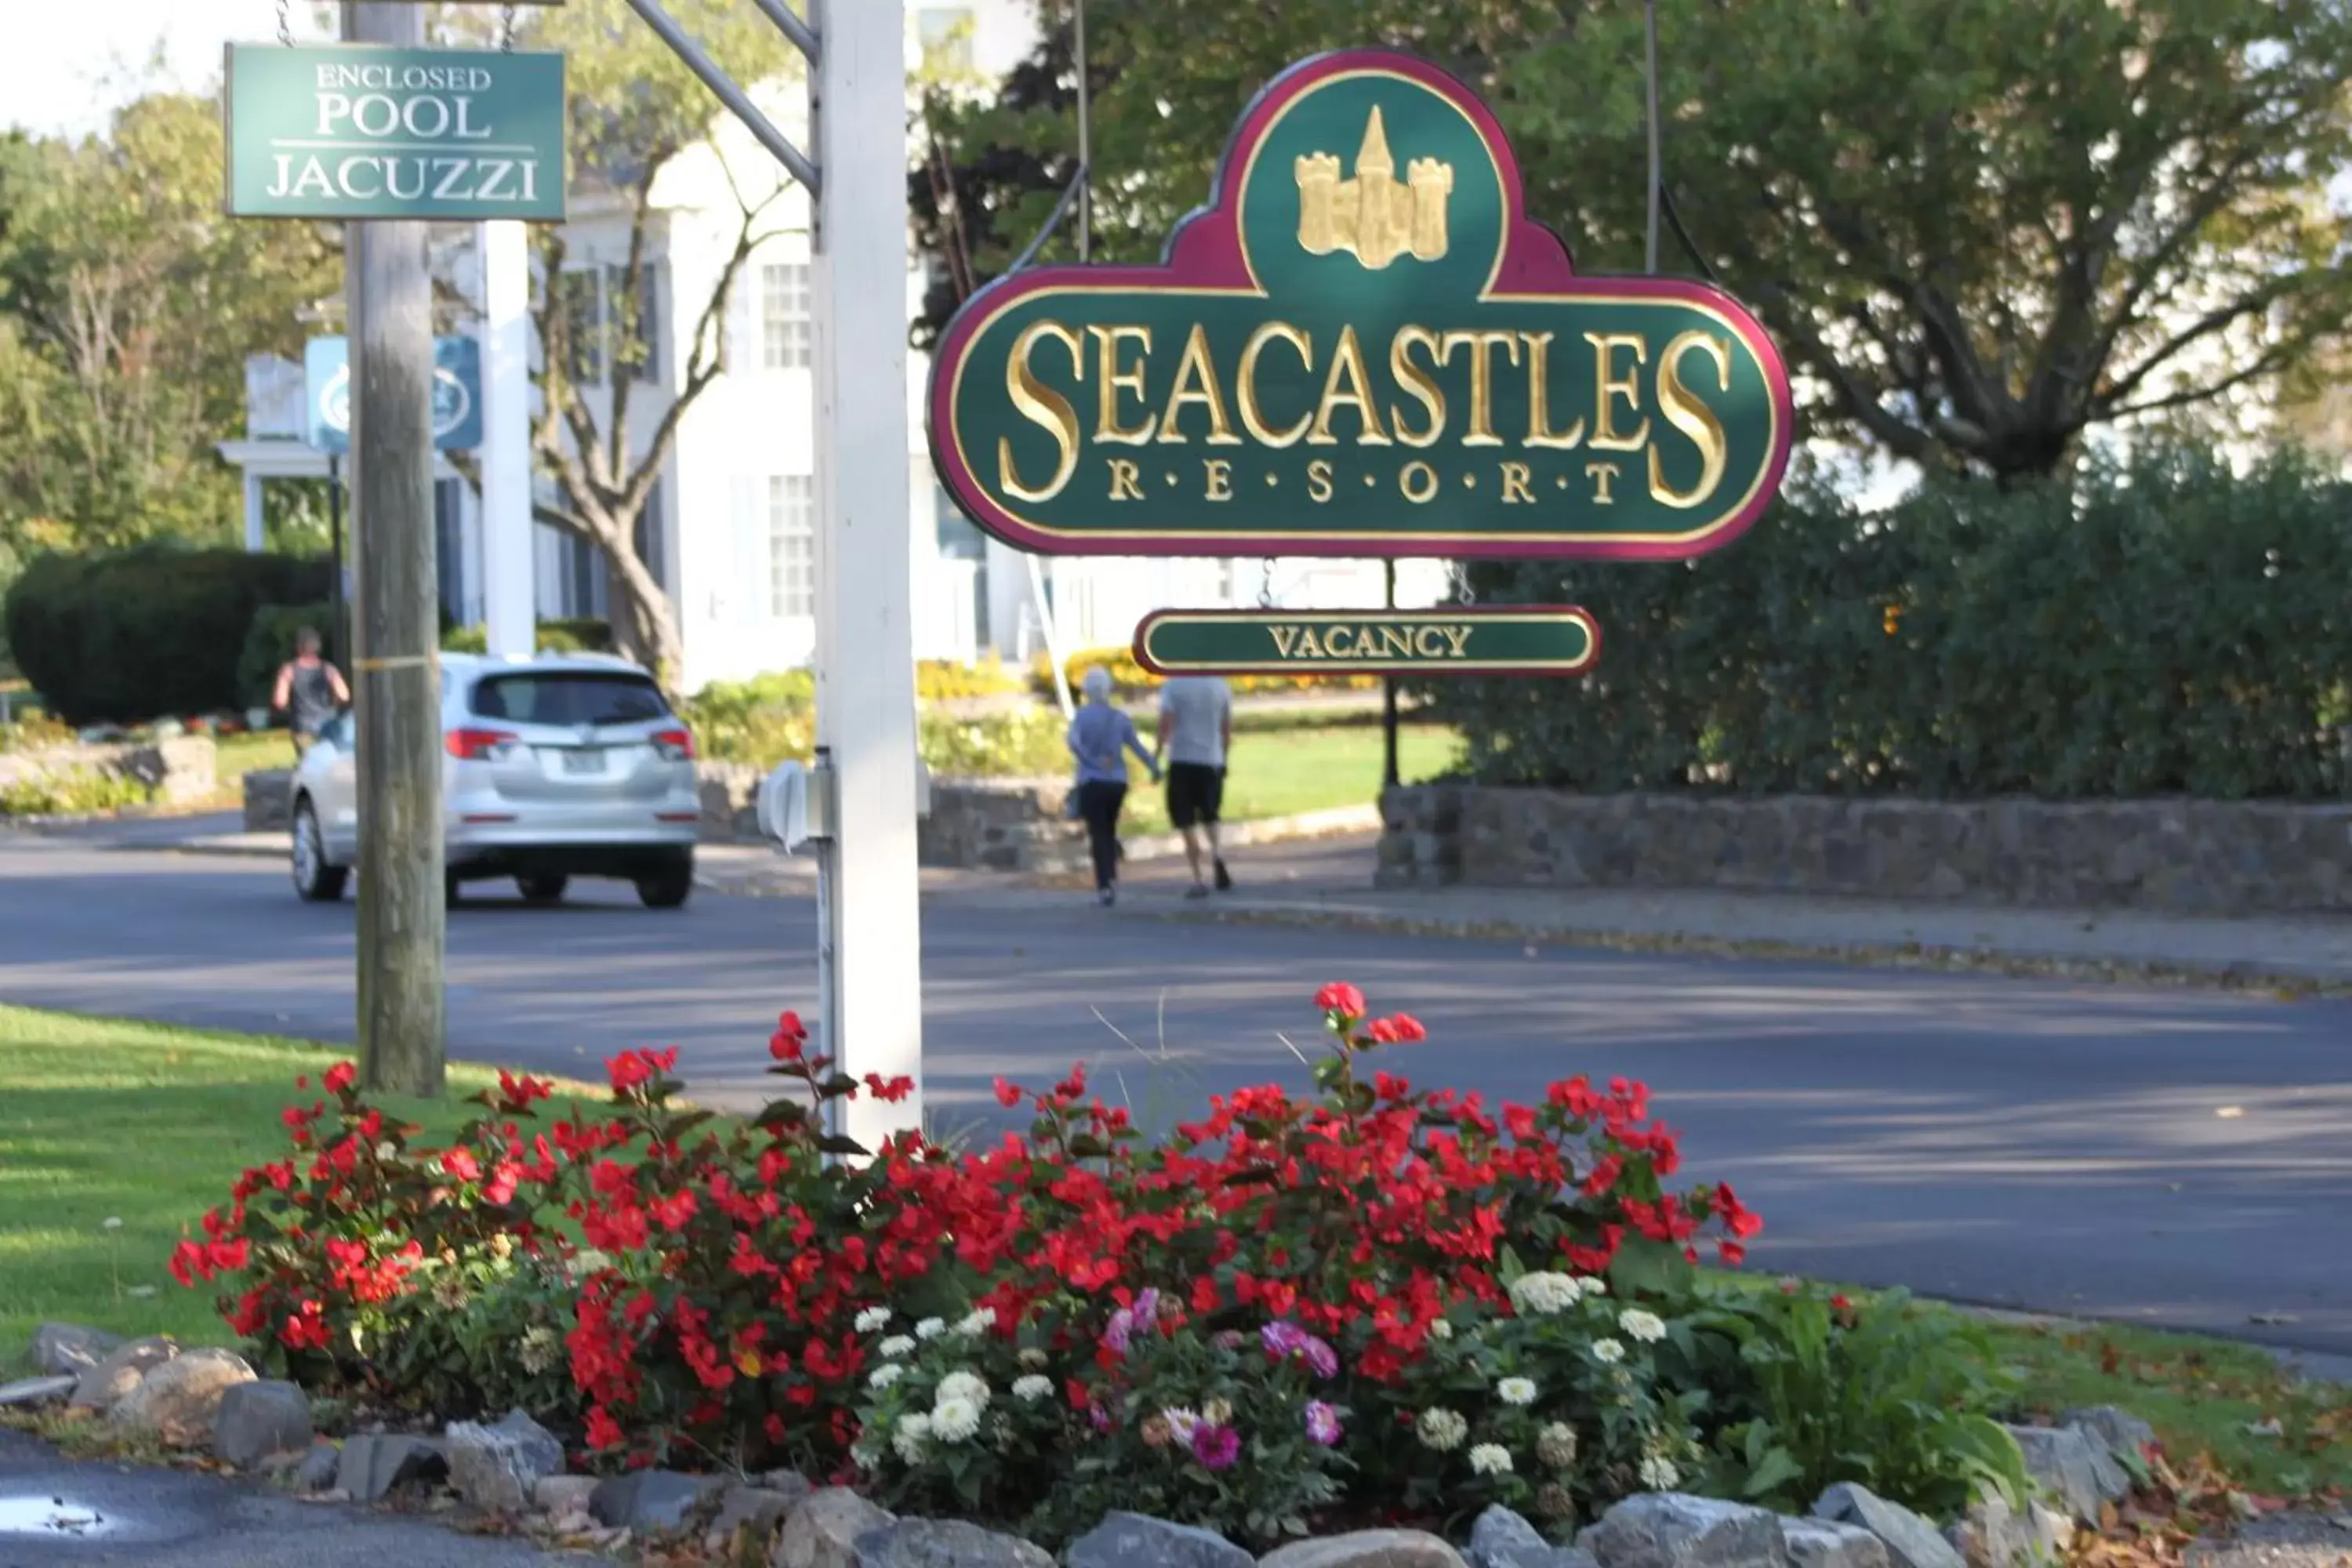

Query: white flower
[[877, 1334, 916, 1359], [1507, 1272, 1583, 1317], [1429, 1319, 1454, 1341], [914, 1316, 947, 1341], [1537, 1422, 1580, 1470], [1416, 1407, 1469, 1452], [1497, 1377, 1538, 1407], [935, 1370, 991, 1410], [931, 1394, 983, 1443], [1619, 1308, 1667, 1344], [1591, 1338, 1625, 1365], [1012, 1374, 1054, 1403], [1469, 1443, 1514, 1476], [867, 1363, 906, 1391], [1575, 1276, 1607, 1298], [101, 1217, 122, 1232], [1639, 1455, 1681, 1490], [854, 1306, 892, 1334], [955, 1307, 996, 1338], [1161, 1406, 1203, 1445], [891, 1411, 932, 1464]]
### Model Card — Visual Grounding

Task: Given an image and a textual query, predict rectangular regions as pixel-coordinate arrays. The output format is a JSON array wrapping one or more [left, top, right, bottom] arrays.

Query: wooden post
[[347, 0, 447, 1098]]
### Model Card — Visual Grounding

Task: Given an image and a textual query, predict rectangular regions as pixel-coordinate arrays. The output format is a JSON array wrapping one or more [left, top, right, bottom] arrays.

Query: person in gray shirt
[[1067, 666, 1158, 906], [1155, 673, 1233, 898]]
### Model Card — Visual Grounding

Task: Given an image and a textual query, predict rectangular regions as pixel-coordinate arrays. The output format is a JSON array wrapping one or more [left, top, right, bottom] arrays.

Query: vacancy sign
[[225, 45, 566, 222]]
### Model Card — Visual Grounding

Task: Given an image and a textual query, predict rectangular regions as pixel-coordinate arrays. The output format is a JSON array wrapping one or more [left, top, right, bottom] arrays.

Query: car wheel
[[291, 800, 347, 903], [516, 873, 569, 905], [634, 858, 694, 909]]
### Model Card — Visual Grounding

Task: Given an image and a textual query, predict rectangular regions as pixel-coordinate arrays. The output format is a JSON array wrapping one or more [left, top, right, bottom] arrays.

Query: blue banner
[[304, 336, 484, 454]]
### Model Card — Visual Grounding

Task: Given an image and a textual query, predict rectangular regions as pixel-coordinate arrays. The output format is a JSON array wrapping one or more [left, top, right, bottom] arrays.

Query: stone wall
[[1377, 785, 2352, 916], [0, 735, 216, 808], [916, 777, 1090, 874]]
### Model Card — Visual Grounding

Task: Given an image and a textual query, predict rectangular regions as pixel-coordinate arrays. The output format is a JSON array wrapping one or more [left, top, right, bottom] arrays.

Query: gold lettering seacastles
[[1294, 107, 1453, 270]]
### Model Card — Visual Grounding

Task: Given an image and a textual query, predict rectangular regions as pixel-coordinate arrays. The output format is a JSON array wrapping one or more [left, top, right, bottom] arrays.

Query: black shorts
[[1166, 762, 1224, 828]]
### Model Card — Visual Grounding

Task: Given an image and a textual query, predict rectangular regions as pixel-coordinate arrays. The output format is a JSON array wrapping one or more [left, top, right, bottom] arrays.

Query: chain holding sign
[[224, 44, 566, 222]]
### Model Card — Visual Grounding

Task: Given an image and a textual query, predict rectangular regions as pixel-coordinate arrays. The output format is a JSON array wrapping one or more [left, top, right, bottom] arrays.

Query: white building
[[223, 1, 1446, 692]]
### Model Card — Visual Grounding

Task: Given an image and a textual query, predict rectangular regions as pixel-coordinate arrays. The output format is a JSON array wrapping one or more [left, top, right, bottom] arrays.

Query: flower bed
[[169, 987, 2027, 1552]]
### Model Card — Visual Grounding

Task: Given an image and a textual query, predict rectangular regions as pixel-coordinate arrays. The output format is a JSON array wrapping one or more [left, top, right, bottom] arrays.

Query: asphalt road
[[2, 833, 2349, 1360]]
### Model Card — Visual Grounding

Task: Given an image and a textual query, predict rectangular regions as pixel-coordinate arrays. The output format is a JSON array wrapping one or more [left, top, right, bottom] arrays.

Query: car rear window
[[471, 672, 670, 727]]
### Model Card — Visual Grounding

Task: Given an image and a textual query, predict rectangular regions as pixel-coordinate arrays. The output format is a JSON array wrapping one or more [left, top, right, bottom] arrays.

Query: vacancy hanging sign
[[224, 45, 566, 223]]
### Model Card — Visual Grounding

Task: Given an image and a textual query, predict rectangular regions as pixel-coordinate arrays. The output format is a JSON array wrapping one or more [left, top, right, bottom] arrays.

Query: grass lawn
[[212, 730, 296, 792], [0, 1004, 587, 1363], [1121, 720, 1460, 836], [1978, 1315, 2352, 1498]]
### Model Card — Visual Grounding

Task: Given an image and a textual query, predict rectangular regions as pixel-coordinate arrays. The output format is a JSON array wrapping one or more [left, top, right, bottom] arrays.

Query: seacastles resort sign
[[1136, 608, 1599, 677], [929, 49, 1795, 560]]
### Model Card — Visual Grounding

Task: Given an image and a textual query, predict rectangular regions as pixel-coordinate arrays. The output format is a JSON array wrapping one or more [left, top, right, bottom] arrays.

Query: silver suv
[[289, 652, 702, 909]]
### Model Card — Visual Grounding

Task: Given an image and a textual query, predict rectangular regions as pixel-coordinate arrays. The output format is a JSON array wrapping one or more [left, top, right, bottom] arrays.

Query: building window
[[918, 7, 975, 74], [769, 475, 815, 618], [554, 265, 660, 385], [761, 261, 811, 370]]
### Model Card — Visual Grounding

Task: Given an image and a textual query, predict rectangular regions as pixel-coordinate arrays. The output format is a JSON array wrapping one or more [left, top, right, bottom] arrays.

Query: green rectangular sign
[[226, 45, 566, 222], [1134, 607, 1599, 677]]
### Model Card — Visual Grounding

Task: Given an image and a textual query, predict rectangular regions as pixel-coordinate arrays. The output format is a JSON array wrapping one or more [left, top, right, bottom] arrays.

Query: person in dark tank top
[[272, 626, 351, 757]]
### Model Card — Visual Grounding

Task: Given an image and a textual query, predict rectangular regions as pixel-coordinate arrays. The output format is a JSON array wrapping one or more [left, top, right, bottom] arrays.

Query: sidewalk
[[932, 833, 2352, 994]]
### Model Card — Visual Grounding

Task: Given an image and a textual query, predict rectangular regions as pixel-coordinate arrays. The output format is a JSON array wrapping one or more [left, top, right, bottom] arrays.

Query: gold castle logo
[[1294, 107, 1454, 269]]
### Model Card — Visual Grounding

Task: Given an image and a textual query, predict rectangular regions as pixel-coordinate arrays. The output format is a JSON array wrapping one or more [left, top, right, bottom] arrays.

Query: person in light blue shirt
[[1067, 666, 1159, 905]]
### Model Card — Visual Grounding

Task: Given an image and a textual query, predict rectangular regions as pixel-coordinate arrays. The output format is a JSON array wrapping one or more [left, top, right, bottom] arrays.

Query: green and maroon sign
[[928, 49, 1794, 561], [1135, 607, 1599, 677]]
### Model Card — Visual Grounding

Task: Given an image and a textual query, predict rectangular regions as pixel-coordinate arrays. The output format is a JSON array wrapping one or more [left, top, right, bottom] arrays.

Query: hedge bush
[[441, 618, 615, 656], [3, 546, 336, 725], [1417, 446, 2352, 800]]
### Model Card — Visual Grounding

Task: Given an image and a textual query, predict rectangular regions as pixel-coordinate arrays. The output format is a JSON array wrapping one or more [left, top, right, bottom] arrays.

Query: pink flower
[[1304, 1401, 1342, 1446], [1191, 1422, 1241, 1471]]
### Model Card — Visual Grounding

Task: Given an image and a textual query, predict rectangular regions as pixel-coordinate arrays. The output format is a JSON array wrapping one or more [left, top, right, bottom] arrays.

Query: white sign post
[[808, 0, 924, 1152], [480, 220, 535, 660], [622, 0, 924, 1146]]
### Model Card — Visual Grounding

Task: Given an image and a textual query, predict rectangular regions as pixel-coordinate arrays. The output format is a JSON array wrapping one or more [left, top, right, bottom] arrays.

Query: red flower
[[1388, 1013, 1427, 1042], [606, 1051, 658, 1092], [484, 1163, 522, 1205], [770, 1011, 808, 1061], [1315, 982, 1366, 1018], [1719, 1241, 1747, 1266], [440, 1148, 482, 1182], [584, 1407, 625, 1451], [1830, 1293, 1853, 1312], [323, 1062, 358, 1095], [863, 1073, 915, 1104], [649, 1189, 700, 1231], [993, 1077, 1022, 1108]]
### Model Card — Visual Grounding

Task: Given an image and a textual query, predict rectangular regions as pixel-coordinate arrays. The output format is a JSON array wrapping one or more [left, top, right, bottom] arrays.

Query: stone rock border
[[3, 1319, 2161, 1568]]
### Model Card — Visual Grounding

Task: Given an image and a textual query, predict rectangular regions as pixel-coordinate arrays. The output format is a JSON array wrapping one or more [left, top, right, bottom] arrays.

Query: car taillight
[[652, 728, 695, 761], [445, 727, 518, 760]]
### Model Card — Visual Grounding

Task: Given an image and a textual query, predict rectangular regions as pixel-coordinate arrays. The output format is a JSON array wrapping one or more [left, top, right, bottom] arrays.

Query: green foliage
[[0, 768, 151, 818], [921, 709, 1068, 778], [1661, 1281, 2031, 1522], [0, 712, 73, 753], [439, 619, 616, 657], [915, 0, 2352, 479], [0, 94, 336, 550], [1418, 448, 2352, 800], [4, 546, 334, 725]]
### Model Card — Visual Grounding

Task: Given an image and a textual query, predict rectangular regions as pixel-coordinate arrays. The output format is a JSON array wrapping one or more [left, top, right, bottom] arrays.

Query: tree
[[0, 94, 337, 550], [474, 0, 793, 685], [913, 0, 2352, 483]]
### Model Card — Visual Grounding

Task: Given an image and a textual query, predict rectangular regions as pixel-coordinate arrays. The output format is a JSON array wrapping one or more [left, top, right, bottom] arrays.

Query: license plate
[[560, 750, 604, 775]]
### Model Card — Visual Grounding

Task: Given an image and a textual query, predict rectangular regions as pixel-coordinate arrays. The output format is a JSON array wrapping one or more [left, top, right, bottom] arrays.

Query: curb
[[1114, 900, 2352, 997]]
